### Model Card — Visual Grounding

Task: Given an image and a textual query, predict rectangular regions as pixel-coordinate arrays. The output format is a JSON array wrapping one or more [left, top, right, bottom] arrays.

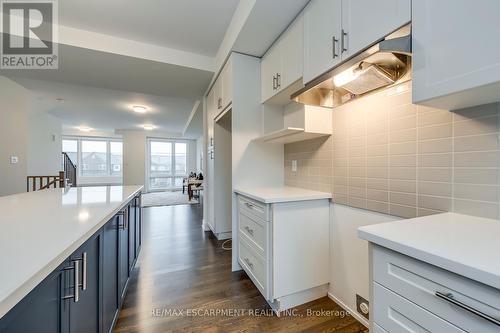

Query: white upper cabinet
[[412, 0, 500, 110], [281, 15, 304, 90], [261, 15, 304, 103], [340, 0, 410, 60], [261, 43, 282, 102], [213, 77, 223, 114], [220, 58, 232, 111], [303, 0, 410, 84], [209, 59, 233, 117], [206, 87, 216, 144], [303, 0, 342, 84]]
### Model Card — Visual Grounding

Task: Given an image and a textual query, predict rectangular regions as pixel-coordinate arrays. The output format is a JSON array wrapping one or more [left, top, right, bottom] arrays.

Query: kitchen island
[[358, 213, 500, 332], [0, 185, 143, 333]]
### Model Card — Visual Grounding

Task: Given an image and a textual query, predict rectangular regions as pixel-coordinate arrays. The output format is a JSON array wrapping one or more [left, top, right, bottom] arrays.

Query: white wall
[[0, 77, 29, 196], [27, 112, 62, 176], [187, 139, 197, 174], [196, 136, 203, 173], [329, 204, 397, 326]]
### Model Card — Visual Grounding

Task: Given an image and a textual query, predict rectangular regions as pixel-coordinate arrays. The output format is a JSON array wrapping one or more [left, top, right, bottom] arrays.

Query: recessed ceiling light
[[56, 98, 65, 103], [133, 105, 148, 113], [77, 126, 92, 132], [143, 124, 155, 131]]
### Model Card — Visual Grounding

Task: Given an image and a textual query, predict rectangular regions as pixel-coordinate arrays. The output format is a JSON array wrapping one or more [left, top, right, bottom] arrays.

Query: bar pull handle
[[272, 75, 276, 90], [81, 252, 87, 291], [63, 260, 80, 302], [341, 29, 348, 53], [435, 292, 500, 327], [244, 202, 254, 209], [244, 226, 254, 236], [276, 73, 281, 89], [117, 210, 127, 229], [244, 258, 254, 269], [332, 36, 338, 58]]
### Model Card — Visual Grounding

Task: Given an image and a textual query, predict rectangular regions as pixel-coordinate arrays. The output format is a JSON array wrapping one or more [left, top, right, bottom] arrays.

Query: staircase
[[26, 153, 78, 192], [62, 152, 77, 187]]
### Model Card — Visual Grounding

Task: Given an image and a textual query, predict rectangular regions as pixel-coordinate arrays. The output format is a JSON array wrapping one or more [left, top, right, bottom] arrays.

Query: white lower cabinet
[[373, 283, 466, 333], [370, 245, 500, 332], [236, 194, 330, 315]]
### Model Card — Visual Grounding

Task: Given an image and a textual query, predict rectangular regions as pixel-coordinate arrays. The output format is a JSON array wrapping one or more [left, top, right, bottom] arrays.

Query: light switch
[[292, 160, 297, 172], [10, 156, 18, 164]]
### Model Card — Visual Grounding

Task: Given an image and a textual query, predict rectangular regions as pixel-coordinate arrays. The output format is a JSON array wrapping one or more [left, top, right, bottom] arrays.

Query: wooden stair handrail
[[27, 171, 66, 192]]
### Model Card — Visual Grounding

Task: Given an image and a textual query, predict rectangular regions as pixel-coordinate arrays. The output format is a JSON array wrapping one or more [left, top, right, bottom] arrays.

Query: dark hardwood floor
[[114, 204, 368, 333]]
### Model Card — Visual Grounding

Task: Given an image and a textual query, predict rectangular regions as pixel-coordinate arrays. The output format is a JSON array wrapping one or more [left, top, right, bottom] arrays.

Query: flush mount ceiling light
[[143, 124, 155, 131], [77, 126, 92, 132], [132, 105, 148, 113]]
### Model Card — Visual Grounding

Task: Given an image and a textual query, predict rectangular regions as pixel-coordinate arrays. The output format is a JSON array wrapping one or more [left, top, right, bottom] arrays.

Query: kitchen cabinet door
[[221, 59, 232, 110], [135, 196, 141, 256], [128, 202, 136, 270], [340, 0, 410, 60], [303, 0, 342, 84], [0, 261, 69, 333], [206, 88, 216, 145], [213, 76, 223, 115], [69, 232, 101, 333], [118, 208, 129, 303], [261, 42, 281, 102], [207, 147, 215, 231], [281, 14, 304, 89], [412, 0, 500, 109], [102, 216, 119, 333]]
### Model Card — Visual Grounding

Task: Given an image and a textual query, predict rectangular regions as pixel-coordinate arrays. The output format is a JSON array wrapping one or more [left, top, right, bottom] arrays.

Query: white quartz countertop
[[234, 186, 331, 203], [358, 212, 500, 290], [0, 185, 143, 319]]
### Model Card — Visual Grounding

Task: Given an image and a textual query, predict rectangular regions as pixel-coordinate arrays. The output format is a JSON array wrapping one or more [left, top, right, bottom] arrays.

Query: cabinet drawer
[[238, 210, 267, 258], [238, 195, 269, 221], [373, 245, 500, 333], [238, 236, 268, 298], [373, 283, 466, 333]]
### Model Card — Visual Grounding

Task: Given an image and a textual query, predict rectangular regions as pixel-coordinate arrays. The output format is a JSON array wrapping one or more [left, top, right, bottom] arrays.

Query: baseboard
[[270, 284, 329, 317], [201, 219, 210, 231], [328, 292, 369, 328], [216, 231, 232, 240]]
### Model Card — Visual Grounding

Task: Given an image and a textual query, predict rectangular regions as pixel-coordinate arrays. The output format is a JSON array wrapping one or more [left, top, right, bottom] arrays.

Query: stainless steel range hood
[[292, 24, 412, 108]]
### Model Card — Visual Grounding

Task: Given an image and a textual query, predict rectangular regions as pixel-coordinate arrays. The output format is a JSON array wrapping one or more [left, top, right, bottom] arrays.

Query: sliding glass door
[[148, 139, 188, 191]]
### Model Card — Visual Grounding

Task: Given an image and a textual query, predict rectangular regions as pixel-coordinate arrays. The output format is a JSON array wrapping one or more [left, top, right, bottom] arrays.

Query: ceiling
[[58, 0, 240, 57], [232, 0, 309, 57], [0, 0, 310, 137], [183, 102, 204, 138], [12, 77, 198, 134], [1, 44, 213, 99]]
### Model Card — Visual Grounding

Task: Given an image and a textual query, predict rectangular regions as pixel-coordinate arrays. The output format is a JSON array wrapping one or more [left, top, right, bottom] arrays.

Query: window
[[148, 139, 189, 191], [81, 140, 107, 176], [62, 137, 123, 179], [110, 141, 123, 176]]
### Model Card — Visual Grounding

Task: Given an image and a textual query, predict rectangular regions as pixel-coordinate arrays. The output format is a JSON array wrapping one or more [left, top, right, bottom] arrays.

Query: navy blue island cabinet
[[0, 194, 142, 333]]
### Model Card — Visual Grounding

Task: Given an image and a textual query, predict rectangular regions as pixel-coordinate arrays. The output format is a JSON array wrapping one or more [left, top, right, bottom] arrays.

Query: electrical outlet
[[10, 156, 18, 164], [356, 294, 369, 320], [291, 160, 297, 172]]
